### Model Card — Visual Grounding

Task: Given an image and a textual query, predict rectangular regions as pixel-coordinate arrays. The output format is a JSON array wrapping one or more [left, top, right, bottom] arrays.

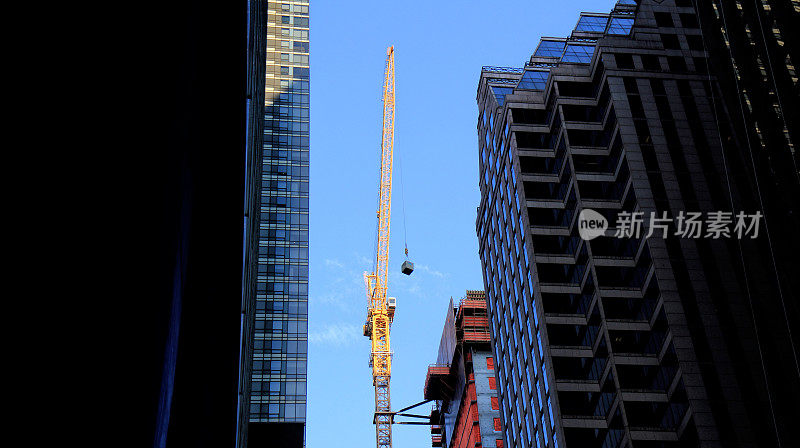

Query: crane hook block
[[401, 260, 414, 275]]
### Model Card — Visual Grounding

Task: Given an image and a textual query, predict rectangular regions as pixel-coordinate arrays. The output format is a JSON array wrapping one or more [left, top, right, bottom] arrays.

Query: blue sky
[[308, 1, 617, 446]]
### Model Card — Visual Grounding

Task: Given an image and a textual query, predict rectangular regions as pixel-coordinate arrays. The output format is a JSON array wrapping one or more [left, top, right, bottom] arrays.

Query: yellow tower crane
[[362, 45, 396, 448]]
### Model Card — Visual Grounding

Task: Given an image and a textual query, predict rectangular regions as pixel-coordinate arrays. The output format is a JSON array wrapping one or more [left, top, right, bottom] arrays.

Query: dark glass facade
[[242, 1, 310, 447], [476, 1, 799, 447], [236, 0, 268, 446]]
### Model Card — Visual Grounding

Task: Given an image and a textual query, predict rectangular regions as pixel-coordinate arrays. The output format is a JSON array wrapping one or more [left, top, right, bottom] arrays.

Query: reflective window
[[527, 320, 534, 345], [561, 45, 595, 63], [606, 17, 634, 35], [537, 331, 544, 358], [541, 415, 548, 440], [517, 70, 550, 90], [534, 40, 566, 58], [525, 413, 532, 444], [526, 368, 532, 391], [492, 86, 514, 107], [541, 364, 549, 393], [575, 15, 608, 32]]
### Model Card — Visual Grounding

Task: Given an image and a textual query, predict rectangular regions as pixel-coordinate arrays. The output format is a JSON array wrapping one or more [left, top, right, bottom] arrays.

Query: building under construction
[[424, 291, 503, 448]]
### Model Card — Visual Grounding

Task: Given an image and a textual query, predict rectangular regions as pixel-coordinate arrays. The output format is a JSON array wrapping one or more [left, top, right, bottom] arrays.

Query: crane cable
[[398, 156, 409, 259]]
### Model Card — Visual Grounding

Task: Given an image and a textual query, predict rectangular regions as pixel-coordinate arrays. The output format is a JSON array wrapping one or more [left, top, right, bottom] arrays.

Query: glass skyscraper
[[476, 0, 799, 447], [242, 1, 310, 447]]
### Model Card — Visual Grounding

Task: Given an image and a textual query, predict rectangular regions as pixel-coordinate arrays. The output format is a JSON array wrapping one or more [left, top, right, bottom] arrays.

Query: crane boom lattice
[[363, 46, 396, 448]]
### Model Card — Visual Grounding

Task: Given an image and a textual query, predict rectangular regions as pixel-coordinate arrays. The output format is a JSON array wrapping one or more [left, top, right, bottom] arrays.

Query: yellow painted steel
[[364, 46, 395, 448]]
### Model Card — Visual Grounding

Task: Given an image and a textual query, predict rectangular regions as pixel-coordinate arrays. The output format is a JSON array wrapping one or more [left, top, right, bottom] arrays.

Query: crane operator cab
[[387, 297, 396, 321]]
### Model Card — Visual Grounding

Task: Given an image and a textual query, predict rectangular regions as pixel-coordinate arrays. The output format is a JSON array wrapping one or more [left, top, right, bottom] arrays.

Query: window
[[294, 41, 310, 52], [534, 40, 566, 58], [541, 415, 549, 440], [679, 13, 699, 28], [294, 67, 310, 79], [693, 57, 708, 74], [488, 357, 495, 369], [772, 25, 784, 46], [494, 417, 503, 431], [654, 12, 674, 28], [525, 413, 533, 445], [624, 76, 639, 94], [491, 86, 514, 107], [686, 35, 704, 51], [496, 440, 504, 448], [517, 70, 549, 90], [786, 55, 798, 84], [661, 34, 681, 50], [606, 17, 634, 35], [492, 397, 500, 410], [667, 56, 687, 72], [575, 15, 609, 32], [615, 53, 635, 69], [525, 368, 532, 392], [489, 377, 498, 390], [562, 45, 595, 64]]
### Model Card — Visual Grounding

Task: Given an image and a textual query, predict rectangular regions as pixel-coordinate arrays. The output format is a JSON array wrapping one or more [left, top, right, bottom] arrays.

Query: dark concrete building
[[104, 0, 268, 446], [241, 1, 310, 447], [475, 1, 799, 447], [686, 3, 800, 445], [425, 292, 503, 448]]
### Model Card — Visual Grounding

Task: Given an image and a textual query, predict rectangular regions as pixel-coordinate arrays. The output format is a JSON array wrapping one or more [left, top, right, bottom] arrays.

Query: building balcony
[[424, 364, 454, 400], [462, 329, 492, 343]]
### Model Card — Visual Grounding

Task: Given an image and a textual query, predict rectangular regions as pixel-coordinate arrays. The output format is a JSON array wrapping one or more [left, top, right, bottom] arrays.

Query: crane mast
[[363, 45, 396, 448]]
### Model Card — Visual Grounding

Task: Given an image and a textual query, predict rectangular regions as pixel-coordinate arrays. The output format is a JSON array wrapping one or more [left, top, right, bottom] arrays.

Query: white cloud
[[355, 253, 371, 266], [308, 323, 361, 346], [324, 258, 345, 269], [415, 263, 447, 278]]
